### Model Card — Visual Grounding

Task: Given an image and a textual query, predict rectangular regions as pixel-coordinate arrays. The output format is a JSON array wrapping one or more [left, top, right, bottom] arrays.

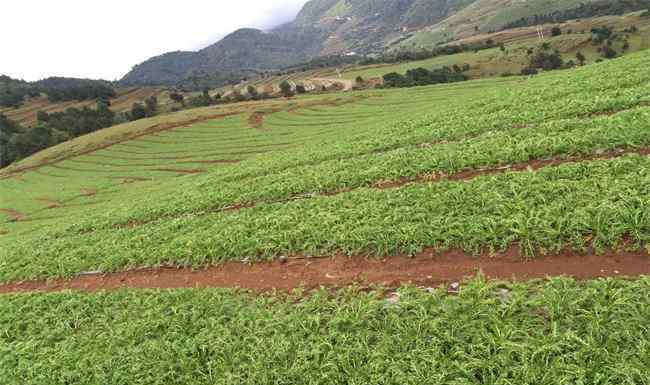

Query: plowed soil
[[1, 248, 647, 294]]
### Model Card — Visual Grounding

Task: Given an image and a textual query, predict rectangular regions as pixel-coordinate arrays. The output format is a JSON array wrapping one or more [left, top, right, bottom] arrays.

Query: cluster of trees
[[362, 40, 496, 66], [1, 101, 119, 167], [381, 66, 469, 88], [277, 55, 362, 75], [0, 75, 117, 108], [37, 102, 115, 136], [0, 76, 39, 108], [44, 83, 115, 103], [125, 96, 159, 121], [501, 0, 650, 30]]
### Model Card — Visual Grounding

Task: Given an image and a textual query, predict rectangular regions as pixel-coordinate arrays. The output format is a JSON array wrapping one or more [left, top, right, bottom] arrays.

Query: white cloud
[[1, 0, 308, 81]]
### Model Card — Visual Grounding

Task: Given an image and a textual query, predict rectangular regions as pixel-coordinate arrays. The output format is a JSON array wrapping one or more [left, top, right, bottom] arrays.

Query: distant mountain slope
[[120, 0, 479, 87], [120, 0, 648, 87]]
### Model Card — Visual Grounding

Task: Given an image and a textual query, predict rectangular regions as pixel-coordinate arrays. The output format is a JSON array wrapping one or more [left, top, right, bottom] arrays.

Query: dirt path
[[0, 248, 647, 294], [310, 77, 355, 91], [0, 208, 26, 222]]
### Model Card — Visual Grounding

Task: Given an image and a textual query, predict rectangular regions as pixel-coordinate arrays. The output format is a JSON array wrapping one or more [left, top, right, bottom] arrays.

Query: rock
[[384, 292, 401, 308], [447, 282, 461, 295], [278, 255, 288, 264]]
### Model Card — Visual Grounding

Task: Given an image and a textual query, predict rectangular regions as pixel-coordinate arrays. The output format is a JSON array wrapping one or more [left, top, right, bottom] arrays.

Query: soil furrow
[[114, 146, 650, 230], [0, 248, 647, 294]]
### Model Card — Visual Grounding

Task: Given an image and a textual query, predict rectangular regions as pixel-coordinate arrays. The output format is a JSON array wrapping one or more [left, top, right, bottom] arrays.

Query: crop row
[[1, 155, 648, 281], [1, 278, 648, 385]]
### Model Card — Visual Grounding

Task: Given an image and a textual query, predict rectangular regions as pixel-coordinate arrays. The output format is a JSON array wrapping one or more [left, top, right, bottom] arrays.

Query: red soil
[[110, 146, 650, 231], [0, 248, 647, 294], [154, 168, 206, 174], [0, 208, 26, 222], [36, 198, 64, 209]]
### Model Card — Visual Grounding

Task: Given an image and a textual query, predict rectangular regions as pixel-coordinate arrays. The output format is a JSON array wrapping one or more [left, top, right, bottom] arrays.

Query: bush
[[520, 67, 539, 76], [382, 66, 468, 88], [279, 81, 294, 97], [600, 46, 617, 59], [529, 48, 564, 71], [551, 26, 562, 36]]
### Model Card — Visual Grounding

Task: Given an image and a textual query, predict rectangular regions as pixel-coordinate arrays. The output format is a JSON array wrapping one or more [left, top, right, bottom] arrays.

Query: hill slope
[[2, 50, 650, 282], [119, 0, 650, 87]]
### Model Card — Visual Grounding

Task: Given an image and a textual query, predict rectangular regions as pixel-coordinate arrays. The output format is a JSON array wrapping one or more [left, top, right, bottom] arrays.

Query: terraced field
[[346, 13, 650, 81], [1, 51, 649, 384], [2, 51, 650, 281]]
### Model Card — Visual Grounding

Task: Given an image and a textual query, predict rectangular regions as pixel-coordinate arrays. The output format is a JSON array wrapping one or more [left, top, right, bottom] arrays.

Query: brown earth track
[[80, 188, 97, 197], [1, 248, 647, 294], [246, 97, 365, 129], [35, 198, 64, 209], [111, 146, 650, 231], [0, 208, 26, 222], [178, 159, 242, 165], [153, 168, 206, 174]]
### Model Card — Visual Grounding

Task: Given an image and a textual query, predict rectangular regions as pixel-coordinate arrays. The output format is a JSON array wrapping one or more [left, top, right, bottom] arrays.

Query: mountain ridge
[[119, 0, 643, 88]]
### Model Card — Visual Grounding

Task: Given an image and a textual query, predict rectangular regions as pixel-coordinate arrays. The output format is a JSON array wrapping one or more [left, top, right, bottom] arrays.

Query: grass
[[0, 50, 649, 281], [1, 277, 649, 384]]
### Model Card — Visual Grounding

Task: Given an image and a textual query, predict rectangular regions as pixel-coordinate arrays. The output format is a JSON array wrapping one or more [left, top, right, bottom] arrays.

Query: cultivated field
[[1, 51, 649, 282], [0, 50, 649, 384]]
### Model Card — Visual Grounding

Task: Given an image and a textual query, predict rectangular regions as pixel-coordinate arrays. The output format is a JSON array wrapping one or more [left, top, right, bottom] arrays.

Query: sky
[[1, 0, 309, 82]]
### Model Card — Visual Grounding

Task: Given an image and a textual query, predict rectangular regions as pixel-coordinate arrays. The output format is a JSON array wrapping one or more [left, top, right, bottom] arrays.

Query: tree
[[576, 51, 586, 66], [247, 85, 259, 100], [600, 46, 617, 59], [144, 96, 158, 117], [279, 80, 293, 97], [37, 110, 50, 123], [551, 26, 562, 37], [169, 92, 184, 105], [520, 67, 539, 76], [295, 84, 306, 94], [355, 76, 364, 84], [130, 103, 147, 121]]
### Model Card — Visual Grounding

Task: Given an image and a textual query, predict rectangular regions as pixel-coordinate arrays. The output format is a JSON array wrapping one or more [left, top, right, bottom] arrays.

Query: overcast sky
[[2, 0, 309, 82]]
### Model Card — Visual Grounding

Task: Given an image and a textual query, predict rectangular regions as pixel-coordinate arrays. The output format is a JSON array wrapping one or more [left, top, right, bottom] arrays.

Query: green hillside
[[1, 24, 650, 385], [2, 51, 650, 281]]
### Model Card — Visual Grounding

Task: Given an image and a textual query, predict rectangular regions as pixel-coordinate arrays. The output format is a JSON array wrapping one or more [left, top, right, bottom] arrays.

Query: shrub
[[601, 46, 617, 59], [520, 67, 539, 76], [279, 81, 293, 97]]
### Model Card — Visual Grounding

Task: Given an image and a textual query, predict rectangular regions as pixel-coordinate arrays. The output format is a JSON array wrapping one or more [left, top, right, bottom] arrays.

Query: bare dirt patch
[[181, 159, 242, 165], [80, 188, 97, 197], [0, 248, 647, 294], [36, 198, 64, 209], [153, 168, 206, 174], [0, 208, 26, 222]]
